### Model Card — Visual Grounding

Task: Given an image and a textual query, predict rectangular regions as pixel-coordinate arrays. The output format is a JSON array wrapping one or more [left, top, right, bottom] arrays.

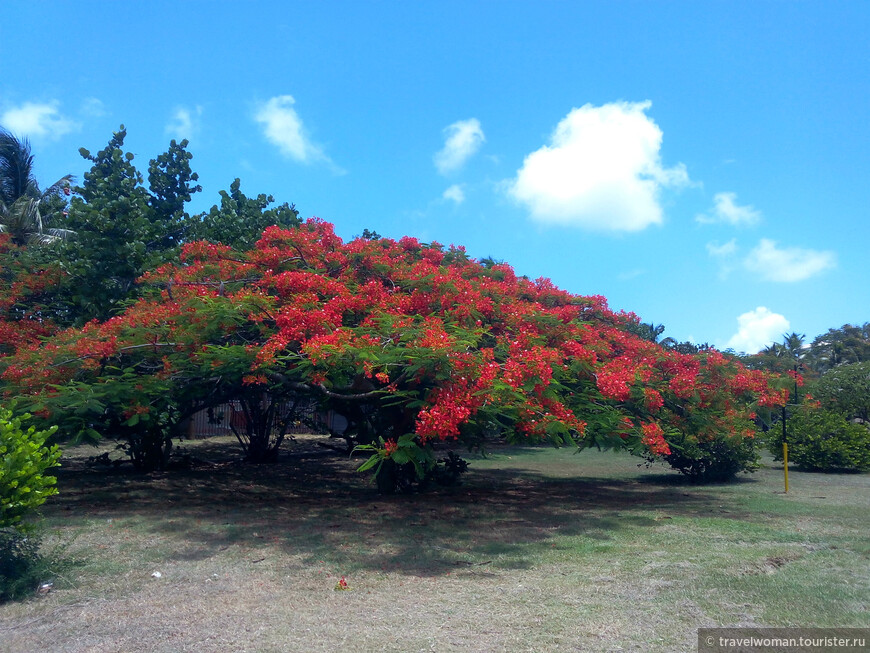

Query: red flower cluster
[[641, 421, 671, 456]]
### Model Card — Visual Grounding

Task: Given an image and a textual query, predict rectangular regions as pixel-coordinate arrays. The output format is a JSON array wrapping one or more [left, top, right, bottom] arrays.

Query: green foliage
[[0, 409, 60, 532], [0, 528, 43, 601], [28, 371, 178, 472], [769, 406, 870, 472], [0, 127, 74, 246], [814, 361, 870, 422], [807, 323, 870, 373], [359, 228, 381, 240], [656, 428, 760, 482], [354, 434, 434, 493], [0, 527, 77, 603], [625, 320, 665, 343], [354, 435, 469, 493], [188, 178, 299, 250], [62, 127, 201, 324]]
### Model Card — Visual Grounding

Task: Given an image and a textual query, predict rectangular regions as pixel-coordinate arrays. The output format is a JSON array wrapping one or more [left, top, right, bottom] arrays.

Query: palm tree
[[631, 321, 666, 343], [781, 332, 806, 362], [0, 128, 74, 245], [761, 342, 784, 358]]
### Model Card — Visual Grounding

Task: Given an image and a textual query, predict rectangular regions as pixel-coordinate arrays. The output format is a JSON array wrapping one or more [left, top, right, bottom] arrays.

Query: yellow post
[[783, 442, 789, 493]]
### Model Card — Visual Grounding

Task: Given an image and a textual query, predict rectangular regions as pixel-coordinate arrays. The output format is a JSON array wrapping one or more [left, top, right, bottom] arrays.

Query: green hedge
[[769, 406, 870, 472]]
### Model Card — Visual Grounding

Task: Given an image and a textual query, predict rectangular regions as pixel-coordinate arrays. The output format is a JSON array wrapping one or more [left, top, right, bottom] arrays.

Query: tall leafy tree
[[61, 126, 201, 324], [782, 332, 806, 364], [814, 361, 870, 422], [627, 320, 666, 343], [807, 324, 870, 373], [188, 178, 299, 250]]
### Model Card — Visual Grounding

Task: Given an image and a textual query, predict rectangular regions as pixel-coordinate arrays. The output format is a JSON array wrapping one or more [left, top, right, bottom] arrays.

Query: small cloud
[[508, 101, 689, 232], [706, 238, 738, 258], [1, 101, 78, 140], [744, 238, 836, 282], [254, 95, 329, 165], [617, 268, 646, 281], [442, 184, 465, 204], [165, 105, 203, 140], [80, 97, 106, 118], [725, 306, 790, 354], [434, 118, 485, 175], [696, 192, 761, 226], [706, 238, 738, 279]]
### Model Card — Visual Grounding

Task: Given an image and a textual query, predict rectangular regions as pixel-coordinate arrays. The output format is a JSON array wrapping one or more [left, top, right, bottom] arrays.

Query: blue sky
[[2, 1, 868, 353]]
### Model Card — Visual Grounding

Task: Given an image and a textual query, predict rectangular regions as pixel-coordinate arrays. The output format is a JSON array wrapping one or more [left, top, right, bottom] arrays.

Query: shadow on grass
[[46, 440, 726, 577]]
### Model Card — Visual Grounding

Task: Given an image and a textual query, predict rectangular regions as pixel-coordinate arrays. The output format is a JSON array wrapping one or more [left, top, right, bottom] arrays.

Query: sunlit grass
[[0, 437, 866, 652]]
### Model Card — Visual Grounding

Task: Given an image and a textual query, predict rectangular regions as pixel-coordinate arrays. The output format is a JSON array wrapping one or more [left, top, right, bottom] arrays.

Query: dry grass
[[0, 436, 868, 652]]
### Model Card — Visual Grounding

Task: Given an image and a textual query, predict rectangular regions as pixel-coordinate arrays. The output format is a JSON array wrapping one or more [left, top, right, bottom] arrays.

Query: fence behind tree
[[183, 400, 340, 439]]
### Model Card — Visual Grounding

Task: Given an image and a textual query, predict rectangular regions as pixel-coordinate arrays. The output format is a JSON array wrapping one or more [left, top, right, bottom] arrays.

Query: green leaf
[[356, 454, 382, 473]]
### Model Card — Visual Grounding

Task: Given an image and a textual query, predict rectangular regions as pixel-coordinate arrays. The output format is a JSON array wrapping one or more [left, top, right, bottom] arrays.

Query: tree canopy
[[0, 125, 801, 489], [2, 218, 787, 485]]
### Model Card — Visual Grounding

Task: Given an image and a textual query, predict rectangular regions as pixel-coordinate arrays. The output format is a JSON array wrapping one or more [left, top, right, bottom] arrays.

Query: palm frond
[[42, 174, 76, 199], [0, 128, 39, 205], [0, 196, 74, 245], [28, 227, 76, 245]]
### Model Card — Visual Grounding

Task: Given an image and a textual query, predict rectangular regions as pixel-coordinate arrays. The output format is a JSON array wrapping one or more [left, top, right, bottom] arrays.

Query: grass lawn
[[1, 435, 868, 652]]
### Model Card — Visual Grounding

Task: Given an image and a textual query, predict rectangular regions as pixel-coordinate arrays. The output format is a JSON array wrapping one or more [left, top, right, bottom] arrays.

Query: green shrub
[[1, 409, 61, 532], [0, 528, 44, 601], [658, 431, 760, 483], [0, 527, 77, 602], [769, 406, 870, 472]]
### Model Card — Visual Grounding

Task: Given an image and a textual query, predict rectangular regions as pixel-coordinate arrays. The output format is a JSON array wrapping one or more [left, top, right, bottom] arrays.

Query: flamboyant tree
[[0, 235, 67, 356], [1, 219, 788, 483]]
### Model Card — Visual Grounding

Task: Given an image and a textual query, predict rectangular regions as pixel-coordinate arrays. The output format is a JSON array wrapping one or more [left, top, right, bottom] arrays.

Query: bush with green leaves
[[353, 435, 469, 493], [0, 528, 45, 601], [0, 527, 78, 603], [1, 408, 60, 532], [651, 427, 760, 483], [769, 405, 870, 472]]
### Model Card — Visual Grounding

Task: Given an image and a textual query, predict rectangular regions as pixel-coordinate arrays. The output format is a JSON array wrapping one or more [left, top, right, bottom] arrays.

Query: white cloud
[[1, 101, 78, 140], [725, 307, 790, 354], [706, 238, 738, 279], [442, 184, 465, 204], [508, 101, 689, 232], [254, 95, 327, 164], [434, 118, 485, 175], [80, 97, 106, 118], [706, 238, 738, 258], [617, 268, 646, 281], [696, 192, 761, 226], [744, 238, 836, 282], [165, 105, 203, 140]]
